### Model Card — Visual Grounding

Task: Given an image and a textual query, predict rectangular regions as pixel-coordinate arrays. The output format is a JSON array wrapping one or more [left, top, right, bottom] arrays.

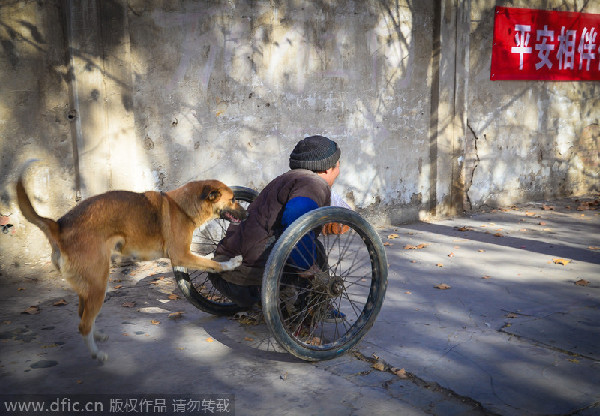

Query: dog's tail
[[16, 159, 61, 252]]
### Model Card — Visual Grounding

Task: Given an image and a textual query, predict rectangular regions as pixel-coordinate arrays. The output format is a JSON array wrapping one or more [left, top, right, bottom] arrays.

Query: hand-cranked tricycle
[[173, 186, 387, 361]]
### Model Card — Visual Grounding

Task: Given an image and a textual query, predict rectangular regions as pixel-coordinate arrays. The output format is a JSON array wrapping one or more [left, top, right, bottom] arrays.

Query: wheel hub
[[311, 270, 344, 297], [329, 276, 344, 296]]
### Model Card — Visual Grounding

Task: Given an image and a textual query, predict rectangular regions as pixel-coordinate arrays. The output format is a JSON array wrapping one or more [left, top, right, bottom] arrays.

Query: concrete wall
[[1, 0, 598, 268], [466, 0, 600, 209]]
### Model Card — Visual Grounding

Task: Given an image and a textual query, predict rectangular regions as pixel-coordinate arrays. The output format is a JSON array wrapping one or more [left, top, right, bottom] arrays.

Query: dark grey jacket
[[215, 169, 330, 285]]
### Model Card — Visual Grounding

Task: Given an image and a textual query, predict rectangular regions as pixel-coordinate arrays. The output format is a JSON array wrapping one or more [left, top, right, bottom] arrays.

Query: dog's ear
[[200, 186, 221, 202]]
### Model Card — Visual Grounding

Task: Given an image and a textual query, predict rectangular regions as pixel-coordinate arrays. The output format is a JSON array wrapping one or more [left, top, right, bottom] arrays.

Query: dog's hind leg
[[79, 289, 108, 361], [77, 268, 110, 362], [78, 295, 108, 343]]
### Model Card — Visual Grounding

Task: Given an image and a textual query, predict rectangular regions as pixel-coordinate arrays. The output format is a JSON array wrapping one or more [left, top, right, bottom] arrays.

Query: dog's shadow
[[126, 267, 300, 363]]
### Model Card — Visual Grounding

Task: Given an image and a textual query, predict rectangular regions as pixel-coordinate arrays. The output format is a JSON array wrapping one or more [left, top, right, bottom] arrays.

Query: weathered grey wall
[[1, 0, 598, 269], [126, 0, 435, 215], [466, 0, 599, 208], [0, 1, 76, 263]]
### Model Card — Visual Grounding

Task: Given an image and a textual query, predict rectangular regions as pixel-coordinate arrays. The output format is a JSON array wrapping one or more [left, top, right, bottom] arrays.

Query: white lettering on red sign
[[511, 25, 532, 70], [510, 24, 599, 71]]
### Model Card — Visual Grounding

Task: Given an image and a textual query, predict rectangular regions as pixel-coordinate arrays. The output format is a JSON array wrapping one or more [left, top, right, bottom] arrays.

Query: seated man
[[208, 135, 345, 314]]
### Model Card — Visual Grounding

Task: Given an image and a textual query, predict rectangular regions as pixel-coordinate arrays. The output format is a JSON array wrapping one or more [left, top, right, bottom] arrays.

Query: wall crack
[[466, 120, 481, 210]]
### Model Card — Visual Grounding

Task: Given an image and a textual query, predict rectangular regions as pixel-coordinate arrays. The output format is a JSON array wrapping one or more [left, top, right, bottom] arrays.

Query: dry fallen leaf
[[481, 275, 491, 279], [393, 368, 408, 379], [372, 361, 386, 371], [435, 263, 444, 268], [151, 320, 161, 325], [404, 243, 428, 250], [168, 293, 180, 300], [41, 343, 58, 349], [383, 242, 393, 246], [553, 258, 571, 265], [456, 226, 472, 232], [168, 312, 184, 319], [308, 337, 322, 346], [448, 252, 455, 258], [22, 306, 40, 315], [388, 234, 399, 239], [434, 283, 451, 290], [53, 299, 68, 306], [525, 212, 536, 217], [114, 285, 123, 289], [574, 279, 590, 286], [244, 337, 254, 342], [506, 313, 518, 319], [206, 337, 214, 342], [589, 246, 600, 251], [493, 233, 503, 237]]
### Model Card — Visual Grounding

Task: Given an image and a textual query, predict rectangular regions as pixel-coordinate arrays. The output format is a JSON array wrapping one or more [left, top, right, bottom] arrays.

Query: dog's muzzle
[[220, 207, 247, 223]]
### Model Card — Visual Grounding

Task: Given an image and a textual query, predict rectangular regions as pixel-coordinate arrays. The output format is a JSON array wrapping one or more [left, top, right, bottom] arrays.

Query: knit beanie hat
[[289, 135, 341, 171]]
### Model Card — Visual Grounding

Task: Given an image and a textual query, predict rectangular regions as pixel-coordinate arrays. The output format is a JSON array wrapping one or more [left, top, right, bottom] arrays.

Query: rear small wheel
[[173, 186, 258, 315], [262, 206, 388, 361]]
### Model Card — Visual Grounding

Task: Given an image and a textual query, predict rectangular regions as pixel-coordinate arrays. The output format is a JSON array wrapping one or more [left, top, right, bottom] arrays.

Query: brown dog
[[16, 160, 246, 361]]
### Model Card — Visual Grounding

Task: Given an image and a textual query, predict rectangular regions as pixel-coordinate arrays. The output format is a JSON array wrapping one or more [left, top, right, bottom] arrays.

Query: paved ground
[[1, 196, 599, 415]]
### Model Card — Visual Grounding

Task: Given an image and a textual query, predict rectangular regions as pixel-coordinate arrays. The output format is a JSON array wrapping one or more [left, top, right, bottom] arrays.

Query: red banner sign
[[491, 6, 600, 81]]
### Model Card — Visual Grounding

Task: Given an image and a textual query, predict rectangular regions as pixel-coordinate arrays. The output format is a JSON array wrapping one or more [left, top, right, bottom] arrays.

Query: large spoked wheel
[[173, 186, 258, 315], [262, 206, 388, 361]]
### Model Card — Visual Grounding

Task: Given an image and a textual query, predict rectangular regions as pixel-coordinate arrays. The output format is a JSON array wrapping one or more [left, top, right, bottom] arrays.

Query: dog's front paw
[[220, 255, 243, 271]]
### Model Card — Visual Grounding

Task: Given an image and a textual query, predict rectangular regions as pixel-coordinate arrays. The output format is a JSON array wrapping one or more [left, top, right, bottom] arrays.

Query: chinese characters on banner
[[491, 6, 600, 80]]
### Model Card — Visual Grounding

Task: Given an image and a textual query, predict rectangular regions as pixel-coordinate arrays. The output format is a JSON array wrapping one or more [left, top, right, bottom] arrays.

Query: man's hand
[[322, 222, 350, 235]]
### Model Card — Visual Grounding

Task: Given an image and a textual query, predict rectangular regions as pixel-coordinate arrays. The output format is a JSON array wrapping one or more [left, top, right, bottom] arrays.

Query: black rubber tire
[[262, 206, 388, 361], [173, 186, 258, 315]]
